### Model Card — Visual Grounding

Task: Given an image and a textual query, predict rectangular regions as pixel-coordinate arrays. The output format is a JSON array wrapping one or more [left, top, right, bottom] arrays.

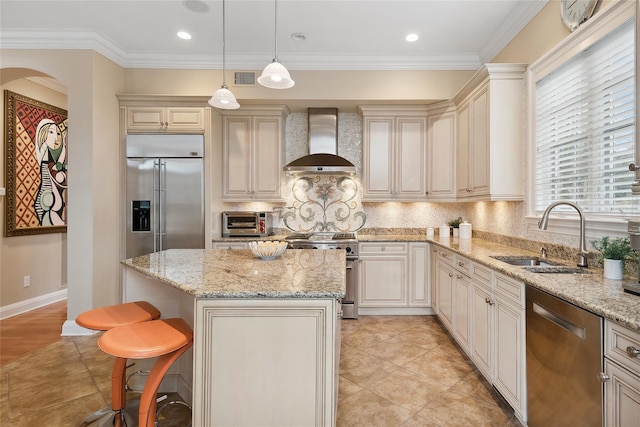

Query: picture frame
[[4, 90, 68, 236]]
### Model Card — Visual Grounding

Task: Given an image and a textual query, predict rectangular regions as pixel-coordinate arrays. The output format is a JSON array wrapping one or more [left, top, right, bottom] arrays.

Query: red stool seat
[[98, 318, 194, 427]]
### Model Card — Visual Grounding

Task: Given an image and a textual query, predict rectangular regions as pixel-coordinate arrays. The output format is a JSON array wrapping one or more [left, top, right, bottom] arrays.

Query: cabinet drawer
[[360, 242, 408, 255], [471, 262, 492, 285], [605, 320, 640, 373], [454, 255, 472, 275], [494, 273, 524, 307], [437, 248, 455, 266]]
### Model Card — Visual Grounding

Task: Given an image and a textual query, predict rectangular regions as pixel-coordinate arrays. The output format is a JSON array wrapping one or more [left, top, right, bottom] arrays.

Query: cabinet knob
[[448, 273, 453, 278], [442, 252, 448, 258], [626, 346, 640, 358], [456, 274, 463, 279], [484, 297, 494, 305], [458, 261, 465, 267], [629, 163, 639, 172], [381, 247, 386, 251], [597, 372, 610, 382]]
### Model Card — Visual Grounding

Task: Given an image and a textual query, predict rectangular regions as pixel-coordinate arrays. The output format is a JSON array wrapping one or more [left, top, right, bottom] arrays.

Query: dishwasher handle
[[532, 301, 586, 339]]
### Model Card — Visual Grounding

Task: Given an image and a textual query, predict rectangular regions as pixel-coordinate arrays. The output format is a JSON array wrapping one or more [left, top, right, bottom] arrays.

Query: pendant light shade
[[258, 0, 295, 89], [208, 0, 240, 109]]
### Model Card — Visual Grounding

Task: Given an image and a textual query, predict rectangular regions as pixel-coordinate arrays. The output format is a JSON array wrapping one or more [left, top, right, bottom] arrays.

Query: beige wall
[[0, 79, 68, 308]]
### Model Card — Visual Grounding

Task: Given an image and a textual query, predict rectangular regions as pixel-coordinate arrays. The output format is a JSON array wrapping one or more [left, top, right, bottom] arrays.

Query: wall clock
[[561, 0, 598, 32]]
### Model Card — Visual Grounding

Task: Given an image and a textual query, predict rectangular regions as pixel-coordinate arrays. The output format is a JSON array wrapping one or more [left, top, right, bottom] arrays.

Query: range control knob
[[345, 247, 352, 253]]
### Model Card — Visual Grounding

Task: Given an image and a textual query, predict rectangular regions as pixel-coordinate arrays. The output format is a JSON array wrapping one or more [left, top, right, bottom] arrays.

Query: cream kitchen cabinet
[[359, 241, 432, 314], [453, 63, 526, 201], [126, 106, 206, 133], [426, 102, 456, 201], [212, 242, 248, 250], [433, 247, 526, 422], [222, 106, 289, 201], [604, 320, 640, 426], [360, 106, 428, 201]]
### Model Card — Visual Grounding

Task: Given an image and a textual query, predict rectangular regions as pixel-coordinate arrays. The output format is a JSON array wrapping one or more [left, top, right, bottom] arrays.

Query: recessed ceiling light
[[291, 33, 306, 41], [405, 33, 419, 42], [177, 31, 192, 40]]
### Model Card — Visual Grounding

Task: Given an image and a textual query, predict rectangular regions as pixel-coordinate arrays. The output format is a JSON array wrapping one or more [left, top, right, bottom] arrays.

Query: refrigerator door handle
[[159, 160, 167, 251], [153, 160, 160, 253]]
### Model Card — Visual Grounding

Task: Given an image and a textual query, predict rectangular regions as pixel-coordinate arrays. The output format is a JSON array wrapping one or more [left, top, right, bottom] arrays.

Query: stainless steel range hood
[[284, 108, 356, 174]]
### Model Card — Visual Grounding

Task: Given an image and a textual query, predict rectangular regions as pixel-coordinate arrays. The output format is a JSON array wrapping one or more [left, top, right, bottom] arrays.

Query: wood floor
[[0, 300, 66, 366]]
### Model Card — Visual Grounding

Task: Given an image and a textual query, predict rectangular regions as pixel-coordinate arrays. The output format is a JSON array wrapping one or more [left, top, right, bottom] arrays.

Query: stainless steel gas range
[[284, 232, 359, 319]]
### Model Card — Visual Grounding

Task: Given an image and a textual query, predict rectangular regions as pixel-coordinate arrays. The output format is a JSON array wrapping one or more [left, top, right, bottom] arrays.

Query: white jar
[[459, 222, 472, 239], [439, 225, 450, 237]]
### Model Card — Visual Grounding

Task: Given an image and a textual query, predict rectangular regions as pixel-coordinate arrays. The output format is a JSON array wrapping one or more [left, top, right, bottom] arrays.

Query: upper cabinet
[[221, 105, 290, 201], [360, 105, 428, 201], [426, 102, 457, 201], [453, 64, 527, 201], [119, 96, 208, 134]]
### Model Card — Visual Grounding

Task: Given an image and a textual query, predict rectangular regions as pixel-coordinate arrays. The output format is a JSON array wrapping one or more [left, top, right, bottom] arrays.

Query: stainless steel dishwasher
[[526, 285, 603, 426]]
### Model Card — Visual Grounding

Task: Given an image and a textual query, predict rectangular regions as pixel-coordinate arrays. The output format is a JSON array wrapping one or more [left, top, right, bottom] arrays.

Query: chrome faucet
[[538, 200, 589, 268]]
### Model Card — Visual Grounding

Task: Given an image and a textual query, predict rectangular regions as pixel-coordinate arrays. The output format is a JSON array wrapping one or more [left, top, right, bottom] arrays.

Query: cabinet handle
[[626, 346, 640, 358], [458, 261, 465, 267], [448, 273, 453, 278], [484, 297, 494, 305], [456, 274, 463, 279], [433, 249, 438, 253], [597, 372, 610, 382], [442, 252, 449, 258]]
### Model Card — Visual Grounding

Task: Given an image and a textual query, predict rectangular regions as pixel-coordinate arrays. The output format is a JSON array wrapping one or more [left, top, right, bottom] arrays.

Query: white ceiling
[[0, 0, 549, 71]]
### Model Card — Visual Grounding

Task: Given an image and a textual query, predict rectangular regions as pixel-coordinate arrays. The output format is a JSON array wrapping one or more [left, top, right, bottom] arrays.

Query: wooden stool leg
[[111, 357, 128, 412], [138, 345, 191, 427]]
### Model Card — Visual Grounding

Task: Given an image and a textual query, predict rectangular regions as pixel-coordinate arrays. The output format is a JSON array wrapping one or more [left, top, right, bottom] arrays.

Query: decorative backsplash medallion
[[282, 175, 367, 232]]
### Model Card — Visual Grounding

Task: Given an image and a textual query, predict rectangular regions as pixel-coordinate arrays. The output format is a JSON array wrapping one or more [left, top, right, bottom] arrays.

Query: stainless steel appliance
[[285, 232, 359, 319], [125, 134, 204, 259], [222, 211, 273, 238], [526, 285, 603, 426]]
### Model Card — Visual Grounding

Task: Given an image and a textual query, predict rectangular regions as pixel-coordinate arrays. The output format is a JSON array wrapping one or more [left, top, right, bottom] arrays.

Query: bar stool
[[98, 318, 194, 427], [76, 301, 161, 426]]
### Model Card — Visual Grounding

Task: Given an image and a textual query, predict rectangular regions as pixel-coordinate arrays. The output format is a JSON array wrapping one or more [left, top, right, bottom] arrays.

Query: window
[[535, 19, 635, 216]]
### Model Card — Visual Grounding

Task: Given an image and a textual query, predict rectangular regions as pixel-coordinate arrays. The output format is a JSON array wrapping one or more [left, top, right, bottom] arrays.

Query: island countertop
[[122, 248, 346, 299]]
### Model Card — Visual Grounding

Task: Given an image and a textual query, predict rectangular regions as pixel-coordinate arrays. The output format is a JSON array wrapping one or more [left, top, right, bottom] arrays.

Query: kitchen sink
[[490, 255, 560, 267]]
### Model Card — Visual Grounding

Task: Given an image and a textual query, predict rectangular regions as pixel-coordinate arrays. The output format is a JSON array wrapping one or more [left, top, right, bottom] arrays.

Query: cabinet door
[[436, 259, 454, 332], [470, 89, 489, 196], [223, 117, 252, 199], [396, 117, 427, 199], [471, 282, 493, 381], [359, 256, 408, 307], [494, 295, 526, 416], [604, 359, 640, 427], [166, 107, 205, 131], [453, 272, 471, 352], [127, 107, 166, 131], [427, 109, 456, 200], [252, 116, 282, 200], [409, 243, 430, 307], [363, 117, 394, 199], [456, 103, 470, 195]]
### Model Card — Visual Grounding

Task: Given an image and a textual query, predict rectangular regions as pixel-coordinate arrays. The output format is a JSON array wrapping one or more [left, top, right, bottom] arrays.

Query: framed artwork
[[4, 90, 68, 236]]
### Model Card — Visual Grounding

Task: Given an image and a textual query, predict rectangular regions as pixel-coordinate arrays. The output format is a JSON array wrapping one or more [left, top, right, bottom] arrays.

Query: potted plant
[[448, 217, 463, 237], [590, 236, 635, 280]]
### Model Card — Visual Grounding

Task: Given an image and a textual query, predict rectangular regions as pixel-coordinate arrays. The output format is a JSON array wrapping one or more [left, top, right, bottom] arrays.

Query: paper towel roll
[[459, 222, 472, 239]]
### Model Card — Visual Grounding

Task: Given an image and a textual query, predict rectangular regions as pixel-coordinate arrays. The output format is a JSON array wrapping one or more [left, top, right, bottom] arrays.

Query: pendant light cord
[[222, 0, 227, 86], [273, 0, 279, 60]]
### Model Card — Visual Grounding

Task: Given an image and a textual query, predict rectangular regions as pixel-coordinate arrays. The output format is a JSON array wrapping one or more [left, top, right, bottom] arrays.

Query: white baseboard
[[0, 289, 67, 320], [357, 307, 435, 316], [61, 320, 96, 336]]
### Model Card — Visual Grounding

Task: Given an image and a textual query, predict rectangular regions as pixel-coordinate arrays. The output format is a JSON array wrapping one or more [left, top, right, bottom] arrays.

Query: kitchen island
[[121, 248, 345, 427]]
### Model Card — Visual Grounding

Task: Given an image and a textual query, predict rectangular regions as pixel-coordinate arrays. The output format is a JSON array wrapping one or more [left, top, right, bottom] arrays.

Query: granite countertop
[[122, 248, 346, 299], [362, 234, 640, 331]]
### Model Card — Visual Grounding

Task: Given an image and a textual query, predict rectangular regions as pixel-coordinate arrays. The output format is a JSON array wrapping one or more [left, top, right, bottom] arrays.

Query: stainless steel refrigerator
[[125, 134, 204, 259]]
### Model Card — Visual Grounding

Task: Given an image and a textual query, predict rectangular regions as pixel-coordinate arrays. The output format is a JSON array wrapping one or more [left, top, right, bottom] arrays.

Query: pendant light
[[258, 0, 295, 89], [209, 0, 240, 109]]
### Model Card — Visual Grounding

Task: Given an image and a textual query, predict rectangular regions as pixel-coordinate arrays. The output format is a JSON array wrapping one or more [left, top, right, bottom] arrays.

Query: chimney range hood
[[284, 108, 356, 174]]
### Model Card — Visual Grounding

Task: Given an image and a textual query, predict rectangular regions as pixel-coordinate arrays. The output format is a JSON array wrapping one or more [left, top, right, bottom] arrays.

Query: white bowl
[[248, 241, 288, 260]]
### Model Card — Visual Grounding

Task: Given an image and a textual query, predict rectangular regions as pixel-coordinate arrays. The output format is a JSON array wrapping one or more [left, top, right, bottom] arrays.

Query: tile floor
[[1, 314, 522, 426]]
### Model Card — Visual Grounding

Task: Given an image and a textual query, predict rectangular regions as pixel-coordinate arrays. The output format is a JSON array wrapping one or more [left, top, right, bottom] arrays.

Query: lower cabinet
[[359, 241, 431, 314], [193, 298, 341, 427], [213, 241, 248, 250], [604, 320, 640, 426], [434, 248, 527, 423]]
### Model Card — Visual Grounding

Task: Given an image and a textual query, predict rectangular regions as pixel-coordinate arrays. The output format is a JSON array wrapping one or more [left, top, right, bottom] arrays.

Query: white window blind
[[535, 19, 635, 215]]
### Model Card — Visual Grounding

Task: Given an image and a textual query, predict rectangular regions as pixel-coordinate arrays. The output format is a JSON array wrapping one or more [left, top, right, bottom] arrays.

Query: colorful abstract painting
[[4, 90, 68, 236]]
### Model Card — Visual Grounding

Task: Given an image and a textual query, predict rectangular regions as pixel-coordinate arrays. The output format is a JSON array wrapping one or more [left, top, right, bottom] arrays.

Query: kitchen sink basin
[[490, 255, 560, 267]]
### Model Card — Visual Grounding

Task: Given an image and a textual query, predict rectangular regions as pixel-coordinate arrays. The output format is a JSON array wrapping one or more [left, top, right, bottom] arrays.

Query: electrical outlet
[[23, 275, 30, 287]]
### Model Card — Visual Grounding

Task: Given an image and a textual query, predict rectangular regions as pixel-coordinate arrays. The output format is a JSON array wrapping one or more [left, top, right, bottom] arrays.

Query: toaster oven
[[222, 211, 273, 237]]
